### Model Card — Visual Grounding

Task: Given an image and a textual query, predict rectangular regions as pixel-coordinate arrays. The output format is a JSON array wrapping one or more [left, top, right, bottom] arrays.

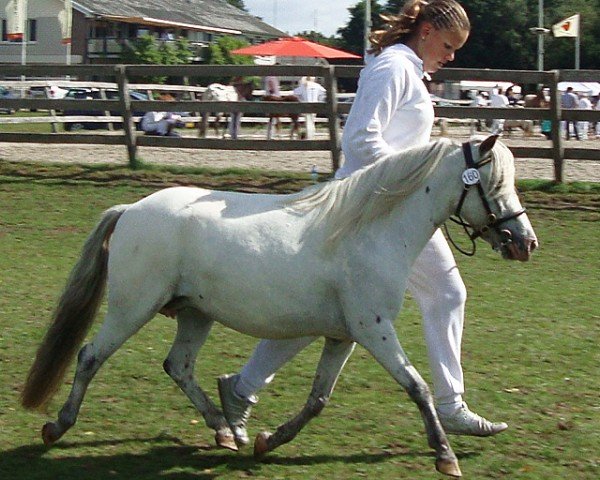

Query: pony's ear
[[479, 135, 499, 158]]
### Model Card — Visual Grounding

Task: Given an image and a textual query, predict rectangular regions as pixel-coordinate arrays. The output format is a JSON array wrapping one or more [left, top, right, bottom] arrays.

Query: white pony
[[199, 82, 253, 139], [22, 135, 537, 478]]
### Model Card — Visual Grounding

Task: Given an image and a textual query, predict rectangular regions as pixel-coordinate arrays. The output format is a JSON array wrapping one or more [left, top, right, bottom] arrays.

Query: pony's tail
[[21, 205, 129, 411]]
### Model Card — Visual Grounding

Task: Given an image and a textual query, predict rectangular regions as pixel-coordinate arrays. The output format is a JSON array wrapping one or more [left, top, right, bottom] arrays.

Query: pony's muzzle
[[504, 233, 538, 262]]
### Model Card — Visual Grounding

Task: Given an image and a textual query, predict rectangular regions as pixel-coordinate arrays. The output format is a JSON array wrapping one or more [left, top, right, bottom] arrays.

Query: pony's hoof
[[436, 458, 462, 478], [253, 431, 271, 460], [41, 422, 61, 446], [215, 429, 238, 451]]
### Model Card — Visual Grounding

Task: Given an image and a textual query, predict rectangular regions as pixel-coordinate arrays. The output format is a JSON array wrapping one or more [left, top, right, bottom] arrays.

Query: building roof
[[73, 0, 287, 37]]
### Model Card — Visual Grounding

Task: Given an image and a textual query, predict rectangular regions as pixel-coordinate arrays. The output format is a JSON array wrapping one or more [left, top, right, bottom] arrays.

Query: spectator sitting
[[140, 93, 182, 137]]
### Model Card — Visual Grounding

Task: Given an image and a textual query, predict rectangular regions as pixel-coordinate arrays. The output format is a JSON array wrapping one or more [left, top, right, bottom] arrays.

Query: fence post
[[324, 65, 342, 172], [99, 88, 115, 131], [548, 70, 563, 183], [115, 65, 138, 167]]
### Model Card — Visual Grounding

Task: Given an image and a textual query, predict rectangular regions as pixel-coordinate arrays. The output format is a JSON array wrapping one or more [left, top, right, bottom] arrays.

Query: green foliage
[[120, 34, 193, 83], [295, 30, 341, 47], [456, 0, 533, 69], [337, 1, 386, 54], [203, 36, 255, 85], [542, 0, 599, 69], [226, 0, 247, 10], [334, 0, 599, 69], [205, 36, 253, 65]]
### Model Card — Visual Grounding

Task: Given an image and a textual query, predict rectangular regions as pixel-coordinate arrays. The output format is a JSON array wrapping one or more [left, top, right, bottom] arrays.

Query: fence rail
[[0, 64, 598, 182]]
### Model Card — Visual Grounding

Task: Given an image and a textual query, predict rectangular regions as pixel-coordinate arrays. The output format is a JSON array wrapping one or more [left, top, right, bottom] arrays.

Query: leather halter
[[444, 142, 527, 256]]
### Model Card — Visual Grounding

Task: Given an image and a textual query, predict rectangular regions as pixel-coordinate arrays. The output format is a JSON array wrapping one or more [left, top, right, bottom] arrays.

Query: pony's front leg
[[349, 315, 461, 478], [253, 338, 355, 458]]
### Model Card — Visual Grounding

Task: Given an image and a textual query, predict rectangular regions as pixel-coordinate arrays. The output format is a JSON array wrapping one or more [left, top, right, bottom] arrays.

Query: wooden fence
[[0, 64, 598, 182]]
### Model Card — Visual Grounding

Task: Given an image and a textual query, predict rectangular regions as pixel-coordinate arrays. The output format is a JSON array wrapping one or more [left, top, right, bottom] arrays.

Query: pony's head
[[455, 135, 538, 261]]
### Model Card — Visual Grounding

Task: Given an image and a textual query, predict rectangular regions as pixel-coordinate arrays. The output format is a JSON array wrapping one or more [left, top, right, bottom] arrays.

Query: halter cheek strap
[[444, 142, 526, 257]]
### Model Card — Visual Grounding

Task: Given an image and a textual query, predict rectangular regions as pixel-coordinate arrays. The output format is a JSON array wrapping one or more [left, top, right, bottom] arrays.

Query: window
[[1, 18, 37, 42], [28, 19, 36, 42]]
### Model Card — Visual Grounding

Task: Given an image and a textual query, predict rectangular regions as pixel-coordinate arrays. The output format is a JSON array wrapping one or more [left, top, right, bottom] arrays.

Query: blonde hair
[[369, 0, 470, 55]]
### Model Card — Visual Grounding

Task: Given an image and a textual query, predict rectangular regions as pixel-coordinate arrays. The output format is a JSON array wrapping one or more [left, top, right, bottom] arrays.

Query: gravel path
[[1, 129, 598, 182]]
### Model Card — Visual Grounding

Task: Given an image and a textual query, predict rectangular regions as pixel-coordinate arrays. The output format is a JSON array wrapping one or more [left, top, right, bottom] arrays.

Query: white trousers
[[491, 119, 505, 135], [236, 229, 466, 406], [304, 113, 316, 139], [141, 118, 172, 136]]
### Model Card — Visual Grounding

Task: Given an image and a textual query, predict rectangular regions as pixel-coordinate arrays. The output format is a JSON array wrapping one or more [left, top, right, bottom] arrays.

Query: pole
[[21, 16, 27, 83], [21, 24, 26, 67], [364, 0, 371, 59], [575, 33, 580, 69], [21, 0, 28, 72], [537, 0, 544, 70]]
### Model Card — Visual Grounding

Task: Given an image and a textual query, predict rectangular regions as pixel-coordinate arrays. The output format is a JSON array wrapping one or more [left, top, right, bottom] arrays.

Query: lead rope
[[443, 142, 480, 257], [443, 216, 477, 256]]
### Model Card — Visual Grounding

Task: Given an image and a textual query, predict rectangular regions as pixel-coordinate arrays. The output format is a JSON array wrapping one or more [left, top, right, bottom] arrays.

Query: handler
[[217, 0, 508, 446]]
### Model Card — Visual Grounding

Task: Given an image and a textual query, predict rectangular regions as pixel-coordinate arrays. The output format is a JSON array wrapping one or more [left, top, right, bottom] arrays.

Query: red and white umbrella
[[231, 37, 361, 60]]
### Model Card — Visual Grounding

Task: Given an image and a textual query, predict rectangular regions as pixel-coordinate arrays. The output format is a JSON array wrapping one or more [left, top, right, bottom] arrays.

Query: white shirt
[[579, 97, 592, 110], [337, 43, 434, 179], [489, 91, 509, 108], [294, 80, 326, 102]]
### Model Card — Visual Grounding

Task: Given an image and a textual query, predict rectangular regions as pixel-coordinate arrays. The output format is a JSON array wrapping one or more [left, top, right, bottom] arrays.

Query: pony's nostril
[[529, 239, 538, 252]]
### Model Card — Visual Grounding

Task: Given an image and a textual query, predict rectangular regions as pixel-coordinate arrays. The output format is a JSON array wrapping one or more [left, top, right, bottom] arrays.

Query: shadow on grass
[[0, 162, 313, 194], [1, 434, 482, 480]]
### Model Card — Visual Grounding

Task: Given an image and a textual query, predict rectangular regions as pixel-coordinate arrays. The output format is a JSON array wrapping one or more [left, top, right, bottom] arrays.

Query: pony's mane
[[287, 138, 457, 246], [482, 138, 515, 202], [286, 136, 516, 248]]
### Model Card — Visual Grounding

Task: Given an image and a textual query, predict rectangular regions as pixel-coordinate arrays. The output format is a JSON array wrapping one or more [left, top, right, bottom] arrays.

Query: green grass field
[[0, 168, 598, 479]]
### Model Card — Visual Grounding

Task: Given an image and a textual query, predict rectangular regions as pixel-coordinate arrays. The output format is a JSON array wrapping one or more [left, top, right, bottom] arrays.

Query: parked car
[[0, 86, 18, 114], [63, 88, 149, 131]]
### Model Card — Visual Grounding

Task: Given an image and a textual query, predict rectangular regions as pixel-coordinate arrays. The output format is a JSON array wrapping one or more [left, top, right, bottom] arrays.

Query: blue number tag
[[462, 168, 480, 186]]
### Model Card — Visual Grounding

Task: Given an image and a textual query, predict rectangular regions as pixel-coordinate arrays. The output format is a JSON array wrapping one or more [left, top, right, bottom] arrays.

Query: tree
[[334, 0, 599, 69], [455, 0, 534, 69], [295, 31, 341, 48], [542, 0, 599, 69], [203, 36, 257, 85], [226, 0, 247, 10], [120, 34, 193, 83], [205, 36, 253, 65], [337, 1, 385, 55]]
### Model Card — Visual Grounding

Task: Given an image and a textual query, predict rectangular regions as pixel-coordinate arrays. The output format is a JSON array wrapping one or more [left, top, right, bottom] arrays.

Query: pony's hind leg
[[254, 338, 355, 458], [41, 307, 155, 446], [162, 308, 236, 450]]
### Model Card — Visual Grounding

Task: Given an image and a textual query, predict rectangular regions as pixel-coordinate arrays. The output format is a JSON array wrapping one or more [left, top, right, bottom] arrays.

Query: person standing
[[489, 87, 509, 135], [216, 0, 508, 447], [577, 93, 592, 140], [293, 76, 326, 139], [595, 96, 600, 138], [264, 73, 281, 97], [561, 86, 580, 140]]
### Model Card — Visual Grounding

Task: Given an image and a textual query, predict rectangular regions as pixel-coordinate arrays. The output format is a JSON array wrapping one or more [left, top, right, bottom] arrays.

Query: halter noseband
[[444, 142, 526, 256]]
